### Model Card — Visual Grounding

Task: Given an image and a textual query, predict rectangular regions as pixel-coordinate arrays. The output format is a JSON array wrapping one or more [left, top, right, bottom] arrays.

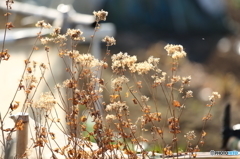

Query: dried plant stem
[[4, 30, 43, 121], [0, 114, 6, 152], [44, 51, 66, 111], [0, 0, 12, 64], [87, 23, 99, 54]]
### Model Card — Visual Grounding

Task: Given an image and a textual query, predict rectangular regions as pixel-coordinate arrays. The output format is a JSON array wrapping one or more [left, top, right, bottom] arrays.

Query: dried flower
[[40, 37, 53, 45], [55, 83, 62, 89], [51, 27, 61, 36], [6, 0, 14, 9], [55, 34, 67, 42], [111, 52, 137, 73], [168, 117, 181, 134], [209, 92, 221, 101], [147, 56, 160, 66], [182, 76, 191, 85], [184, 130, 196, 140], [185, 90, 193, 98], [6, 22, 14, 30], [164, 44, 186, 59], [35, 20, 52, 29], [62, 79, 77, 88], [136, 62, 154, 75], [102, 36, 116, 46], [93, 9, 108, 22], [141, 95, 149, 102], [23, 75, 38, 83], [171, 75, 181, 83], [105, 101, 128, 112], [173, 100, 181, 107], [40, 63, 47, 69], [74, 53, 105, 68], [152, 72, 167, 86], [34, 92, 56, 111], [0, 49, 10, 61], [66, 28, 85, 41], [106, 114, 116, 121], [111, 75, 129, 91]]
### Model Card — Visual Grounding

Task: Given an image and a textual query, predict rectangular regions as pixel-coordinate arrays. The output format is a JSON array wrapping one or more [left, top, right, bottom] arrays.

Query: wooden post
[[10, 113, 29, 159]]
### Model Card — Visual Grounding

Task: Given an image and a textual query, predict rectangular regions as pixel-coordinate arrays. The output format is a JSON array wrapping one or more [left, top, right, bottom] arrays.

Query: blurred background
[[1, 0, 240, 152]]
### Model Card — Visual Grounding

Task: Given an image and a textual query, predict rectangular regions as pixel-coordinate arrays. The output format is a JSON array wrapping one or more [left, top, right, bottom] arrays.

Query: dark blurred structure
[[222, 104, 240, 150], [15, 0, 105, 14], [102, 0, 233, 63], [10, 0, 235, 63]]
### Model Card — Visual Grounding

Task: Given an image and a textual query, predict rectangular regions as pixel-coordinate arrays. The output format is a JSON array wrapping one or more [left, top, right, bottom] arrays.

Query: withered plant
[[0, 1, 221, 159]]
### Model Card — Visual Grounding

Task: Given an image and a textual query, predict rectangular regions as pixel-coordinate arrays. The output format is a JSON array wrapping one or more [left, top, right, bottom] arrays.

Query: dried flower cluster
[[0, 9, 222, 159], [0, 49, 10, 61], [209, 92, 221, 102], [35, 20, 52, 29], [93, 9, 108, 22], [164, 44, 187, 59], [34, 92, 56, 111], [111, 52, 161, 76], [184, 130, 196, 141], [66, 28, 85, 41], [102, 36, 116, 46]]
